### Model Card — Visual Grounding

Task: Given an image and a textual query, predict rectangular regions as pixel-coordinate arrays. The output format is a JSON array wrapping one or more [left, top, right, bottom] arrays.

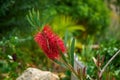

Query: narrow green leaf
[[29, 10, 34, 23], [64, 30, 68, 47], [26, 9, 42, 28], [32, 9, 38, 26], [26, 15, 36, 27], [68, 25, 86, 32], [59, 50, 68, 63], [70, 38, 75, 67], [28, 10, 36, 27], [36, 10, 41, 26]]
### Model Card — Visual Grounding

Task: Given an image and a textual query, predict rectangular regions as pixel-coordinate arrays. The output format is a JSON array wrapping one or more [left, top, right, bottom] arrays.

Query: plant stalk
[[99, 49, 120, 78]]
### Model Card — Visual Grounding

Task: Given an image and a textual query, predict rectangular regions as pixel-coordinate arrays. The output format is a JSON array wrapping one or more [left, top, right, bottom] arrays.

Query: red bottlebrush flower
[[34, 25, 66, 60]]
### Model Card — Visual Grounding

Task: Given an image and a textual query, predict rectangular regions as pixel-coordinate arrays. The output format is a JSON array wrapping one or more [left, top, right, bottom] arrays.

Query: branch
[[99, 49, 120, 78]]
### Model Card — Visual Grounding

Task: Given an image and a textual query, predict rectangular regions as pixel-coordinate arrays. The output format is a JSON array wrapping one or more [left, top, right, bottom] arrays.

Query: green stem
[[61, 58, 81, 80]]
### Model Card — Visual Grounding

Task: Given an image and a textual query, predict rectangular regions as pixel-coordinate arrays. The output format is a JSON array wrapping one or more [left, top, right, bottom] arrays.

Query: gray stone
[[16, 68, 59, 80]]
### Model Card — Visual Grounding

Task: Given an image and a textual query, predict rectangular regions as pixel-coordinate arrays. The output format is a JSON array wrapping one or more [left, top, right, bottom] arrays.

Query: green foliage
[[79, 36, 94, 62], [35, 0, 110, 34], [0, 0, 110, 38], [0, 0, 15, 16], [0, 0, 40, 37], [0, 0, 110, 37], [35, 0, 111, 38], [27, 9, 85, 37], [26, 9, 53, 29], [97, 39, 120, 79], [0, 0, 115, 79], [26, 9, 42, 28], [51, 15, 85, 36], [0, 31, 52, 79], [77, 37, 120, 79]]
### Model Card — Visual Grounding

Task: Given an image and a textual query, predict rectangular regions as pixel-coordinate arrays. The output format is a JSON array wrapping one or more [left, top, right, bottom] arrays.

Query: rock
[[16, 68, 59, 80]]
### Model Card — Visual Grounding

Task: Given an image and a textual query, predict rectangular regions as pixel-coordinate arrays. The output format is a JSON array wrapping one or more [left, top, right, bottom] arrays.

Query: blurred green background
[[0, 0, 120, 80]]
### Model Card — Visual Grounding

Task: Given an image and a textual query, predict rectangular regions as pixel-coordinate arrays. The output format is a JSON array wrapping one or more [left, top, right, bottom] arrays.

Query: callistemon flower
[[34, 25, 66, 60]]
